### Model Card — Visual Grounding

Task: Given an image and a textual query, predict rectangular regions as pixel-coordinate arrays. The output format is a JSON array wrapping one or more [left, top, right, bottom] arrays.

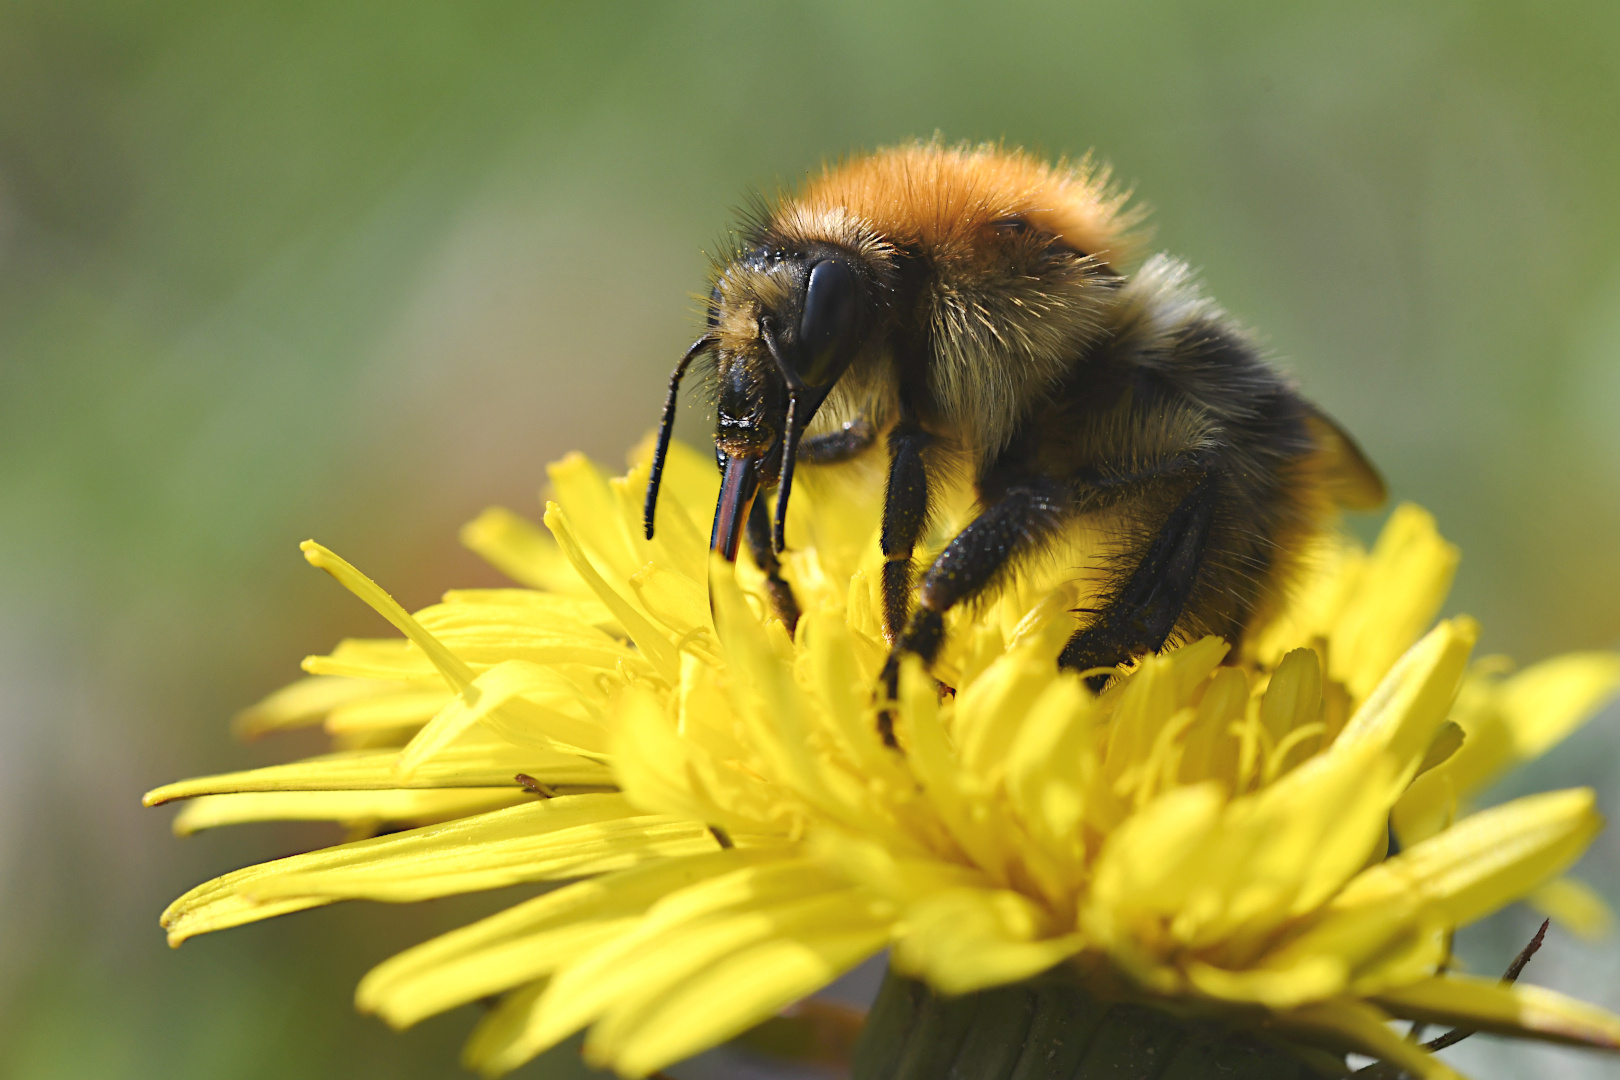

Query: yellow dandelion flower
[[147, 440, 1620, 1080]]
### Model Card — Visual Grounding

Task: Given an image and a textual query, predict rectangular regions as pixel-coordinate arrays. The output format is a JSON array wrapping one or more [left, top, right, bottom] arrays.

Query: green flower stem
[[852, 970, 1337, 1080]]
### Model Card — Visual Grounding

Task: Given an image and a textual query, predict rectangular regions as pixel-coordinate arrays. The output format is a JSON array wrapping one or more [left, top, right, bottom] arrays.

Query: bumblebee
[[643, 140, 1384, 707]]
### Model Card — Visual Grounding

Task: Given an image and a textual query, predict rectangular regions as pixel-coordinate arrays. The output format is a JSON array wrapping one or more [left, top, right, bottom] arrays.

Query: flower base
[[852, 970, 1336, 1080]]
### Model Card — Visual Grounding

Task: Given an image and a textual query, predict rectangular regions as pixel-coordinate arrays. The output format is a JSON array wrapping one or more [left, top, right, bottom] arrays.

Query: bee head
[[703, 241, 882, 560]]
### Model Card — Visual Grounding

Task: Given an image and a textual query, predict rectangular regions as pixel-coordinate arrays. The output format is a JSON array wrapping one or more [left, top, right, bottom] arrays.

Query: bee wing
[[1304, 407, 1387, 511]]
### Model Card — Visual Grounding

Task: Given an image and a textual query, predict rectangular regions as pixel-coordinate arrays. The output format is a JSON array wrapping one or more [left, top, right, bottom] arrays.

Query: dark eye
[[797, 258, 857, 385], [707, 280, 724, 327]]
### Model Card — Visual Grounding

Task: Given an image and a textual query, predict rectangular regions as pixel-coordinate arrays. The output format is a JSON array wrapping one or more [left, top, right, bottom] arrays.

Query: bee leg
[[745, 495, 801, 635], [878, 477, 1070, 743], [1059, 474, 1218, 689], [746, 416, 876, 635], [797, 415, 877, 465], [880, 421, 932, 646]]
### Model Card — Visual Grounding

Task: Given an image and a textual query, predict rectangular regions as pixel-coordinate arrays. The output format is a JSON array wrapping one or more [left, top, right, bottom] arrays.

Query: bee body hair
[[998, 254, 1335, 652], [656, 139, 1385, 684]]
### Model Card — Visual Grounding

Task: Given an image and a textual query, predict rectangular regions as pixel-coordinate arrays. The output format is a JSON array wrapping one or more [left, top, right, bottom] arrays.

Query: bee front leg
[[745, 496, 801, 635], [797, 415, 876, 465], [1058, 472, 1218, 688]]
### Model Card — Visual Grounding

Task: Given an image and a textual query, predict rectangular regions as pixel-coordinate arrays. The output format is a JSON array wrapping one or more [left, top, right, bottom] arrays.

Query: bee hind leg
[[1058, 474, 1219, 689]]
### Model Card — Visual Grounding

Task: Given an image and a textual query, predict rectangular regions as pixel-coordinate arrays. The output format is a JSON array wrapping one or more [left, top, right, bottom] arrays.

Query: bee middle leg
[[876, 420, 933, 647], [1058, 473, 1218, 687], [880, 476, 1072, 705]]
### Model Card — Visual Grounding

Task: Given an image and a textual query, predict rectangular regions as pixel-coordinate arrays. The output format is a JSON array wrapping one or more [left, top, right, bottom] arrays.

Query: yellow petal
[[1259, 647, 1322, 744], [301, 541, 475, 689], [325, 686, 454, 735], [799, 611, 912, 791], [415, 596, 639, 670], [671, 650, 751, 763], [171, 788, 525, 834], [462, 980, 550, 1078], [1244, 900, 1445, 1003], [548, 452, 647, 582], [611, 686, 721, 826], [1496, 652, 1620, 759], [440, 587, 614, 629], [624, 461, 711, 587], [1399, 653, 1619, 844], [951, 609, 1074, 778], [160, 795, 663, 943], [1328, 503, 1459, 700], [1103, 640, 1227, 789], [1096, 748, 1398, 955], [710, 556, 879, 836], [892, 886, 1082, 996], [626, 562, 713, 647], [1374, 974, 1620, 1050], [812, 828, 987, 904], [302, 638, 435, 681], [545, 503, 679, 683], [359, 849, 774, 1029], [893, 657, 1010, 882], [142, 743, 611, 805], [249, 815, 722, 905], [1528, 876, 1615, 940], [1087, 782, 1222, 924], [526, 862, 860, 1057], [1335, 788, 1602, 927], [601, 924, 888, 1079], [1335, 619, 1475, 779], [632, 434, 720, 521], [232, 676, 386, 738], [1281, 998, 1464, 1080], [460, 506, 597, 599], [1178, 665, 1249, 788], [1254, 747, 1401, 921], [1002, 671, 1095, 861], [1391, 763, 1458, 850], [1185, 956, 1347, 1008], [397, 660, 612, 777]]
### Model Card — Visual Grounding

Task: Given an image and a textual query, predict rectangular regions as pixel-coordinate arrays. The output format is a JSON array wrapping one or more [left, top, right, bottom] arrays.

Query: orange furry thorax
[[785, 141, 1142, 269]]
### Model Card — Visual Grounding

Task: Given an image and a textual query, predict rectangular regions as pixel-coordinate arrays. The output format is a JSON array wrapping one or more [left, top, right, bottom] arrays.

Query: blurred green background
[[2, 2, 1618, 1077]]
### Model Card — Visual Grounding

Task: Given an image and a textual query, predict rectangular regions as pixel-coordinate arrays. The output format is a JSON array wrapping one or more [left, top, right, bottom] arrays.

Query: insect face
[[704, 242, 882, 558]]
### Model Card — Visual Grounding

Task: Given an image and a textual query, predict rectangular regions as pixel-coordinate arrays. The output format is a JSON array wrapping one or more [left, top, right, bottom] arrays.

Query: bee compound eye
[[707, 279, 724, 327], [796, 258, 857, 385]]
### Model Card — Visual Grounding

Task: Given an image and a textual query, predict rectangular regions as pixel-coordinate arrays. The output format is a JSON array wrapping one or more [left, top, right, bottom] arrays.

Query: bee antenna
[[775, 389, 802, 554], [645, 335, 714, 540], [757, 317, 807, 556]]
